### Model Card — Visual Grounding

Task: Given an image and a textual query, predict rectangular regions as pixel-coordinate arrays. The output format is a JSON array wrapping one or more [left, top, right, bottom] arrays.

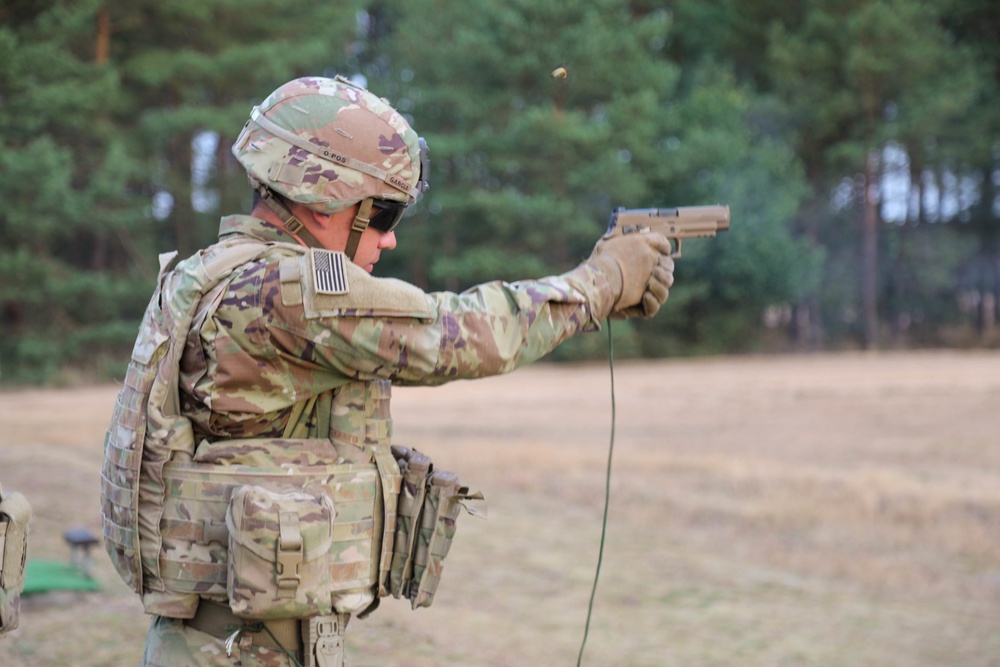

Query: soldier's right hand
[[588, 232, 674, 319]]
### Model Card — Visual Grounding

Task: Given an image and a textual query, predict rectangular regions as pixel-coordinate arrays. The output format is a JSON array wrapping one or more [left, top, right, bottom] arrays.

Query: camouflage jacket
[[178, 214, 617, 441], [101, 212, 617, 618]]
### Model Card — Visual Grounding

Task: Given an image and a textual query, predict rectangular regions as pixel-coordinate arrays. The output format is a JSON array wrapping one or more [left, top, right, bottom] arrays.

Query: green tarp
[[22, 560, 100, 595]]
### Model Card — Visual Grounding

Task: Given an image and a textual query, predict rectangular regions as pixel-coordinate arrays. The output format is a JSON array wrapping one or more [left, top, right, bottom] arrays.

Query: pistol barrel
[[606, 205, 730, 257], [651, 205, 730, 230]]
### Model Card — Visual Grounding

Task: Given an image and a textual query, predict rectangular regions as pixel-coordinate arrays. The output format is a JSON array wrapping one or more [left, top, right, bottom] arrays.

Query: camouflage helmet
[[232, 76, 428, 215]]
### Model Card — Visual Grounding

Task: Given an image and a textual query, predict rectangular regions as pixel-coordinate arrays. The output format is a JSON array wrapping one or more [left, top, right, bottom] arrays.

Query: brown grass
[[1, 350, 998, 666]]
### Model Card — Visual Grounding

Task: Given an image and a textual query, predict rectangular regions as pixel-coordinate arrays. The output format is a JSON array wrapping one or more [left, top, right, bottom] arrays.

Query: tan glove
[[588, 232, 675, 319]]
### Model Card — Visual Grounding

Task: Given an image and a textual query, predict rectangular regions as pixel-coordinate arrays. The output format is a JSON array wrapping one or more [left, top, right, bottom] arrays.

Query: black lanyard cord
[[576, 319, 616, 667]]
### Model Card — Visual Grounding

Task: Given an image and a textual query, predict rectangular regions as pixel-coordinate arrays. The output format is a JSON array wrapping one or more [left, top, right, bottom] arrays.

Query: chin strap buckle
[[344, 198, 374, 261]]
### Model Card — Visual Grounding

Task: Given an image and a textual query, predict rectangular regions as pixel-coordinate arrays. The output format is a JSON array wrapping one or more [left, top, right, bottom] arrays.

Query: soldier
[[0, 483, 31, 639], [101, 76, 674, 667]]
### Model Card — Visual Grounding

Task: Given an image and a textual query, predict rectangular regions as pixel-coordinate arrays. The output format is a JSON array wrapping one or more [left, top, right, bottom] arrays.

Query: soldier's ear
[[299, 206, 331, 230]]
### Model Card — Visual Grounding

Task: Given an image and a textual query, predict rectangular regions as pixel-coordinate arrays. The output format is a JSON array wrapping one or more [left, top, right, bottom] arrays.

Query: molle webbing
[[101, 236, 401, 619], [328, 379, 398, 597], [102, 239, 273, 599], [157, 457, 381, 597], [152, 382, 399, 617]]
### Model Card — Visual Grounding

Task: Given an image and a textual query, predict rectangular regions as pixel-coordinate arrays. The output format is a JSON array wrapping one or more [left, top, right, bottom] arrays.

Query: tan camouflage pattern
[[227, 484, 336, 619], [387, 448, 466, 609], [158, 368, 401, 621], [0, 486, 30, 638], [327, 380, 401, 602], [102, 234, 277, 617], [232, 76, 423, 213], [409, 471, 464, 609], [108, 210, 617, 663], [388, 447, 431, 598], [0, 585, 18, 639], [179, 215, 614, 430], [103, 213, 612, 594], [143, 616, 299, 667], [157, 454, 387, 616]]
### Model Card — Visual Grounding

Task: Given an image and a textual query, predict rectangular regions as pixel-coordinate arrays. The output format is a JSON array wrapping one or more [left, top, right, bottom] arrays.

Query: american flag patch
[[310, 249, 349, 295]]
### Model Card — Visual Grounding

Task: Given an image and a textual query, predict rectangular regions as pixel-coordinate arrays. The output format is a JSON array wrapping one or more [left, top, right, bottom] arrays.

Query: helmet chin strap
[[250, 177, 373, 262], [249, 176, 326, 250], [344, 198, 374, 262]]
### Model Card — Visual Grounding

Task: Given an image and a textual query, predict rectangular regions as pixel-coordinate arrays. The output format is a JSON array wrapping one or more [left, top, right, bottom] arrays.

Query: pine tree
[[0, 0, 147, 382], [361, 0, 817, 356], [940, 0, 1000, 339], [766, 0, 981, 348], [0, 0, 366, 383]]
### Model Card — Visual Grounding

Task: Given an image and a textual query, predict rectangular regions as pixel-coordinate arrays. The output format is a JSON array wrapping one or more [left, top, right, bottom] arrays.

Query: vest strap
[[185, 599, 302, 654]]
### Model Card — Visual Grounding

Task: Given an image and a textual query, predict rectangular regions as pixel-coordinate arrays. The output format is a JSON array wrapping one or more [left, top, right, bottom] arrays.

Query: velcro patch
[[279, 257, 303, 306], [310, 249, 349, 295], [267, 160, 305, 186]]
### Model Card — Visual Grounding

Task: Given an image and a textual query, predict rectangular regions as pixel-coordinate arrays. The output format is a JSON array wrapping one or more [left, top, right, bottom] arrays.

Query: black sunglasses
[[369, 199, 407, 233]]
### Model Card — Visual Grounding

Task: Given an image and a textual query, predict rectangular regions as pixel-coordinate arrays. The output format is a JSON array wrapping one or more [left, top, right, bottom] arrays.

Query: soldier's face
[[353, 226, 397, 273], [304, 202, 398, 272]]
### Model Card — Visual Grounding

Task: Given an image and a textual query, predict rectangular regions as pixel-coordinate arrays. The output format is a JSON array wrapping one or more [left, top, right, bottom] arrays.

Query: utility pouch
[[388, 446, 430, 597], [388, 447, 483, 609], [408, 470, 466, 609], [226, 483, 335, 619], [0, 485, 31, 636]]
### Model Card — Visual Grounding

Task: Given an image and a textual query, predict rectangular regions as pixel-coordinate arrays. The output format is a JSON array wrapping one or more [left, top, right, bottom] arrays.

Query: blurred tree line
[[0, 0, 996, 383]]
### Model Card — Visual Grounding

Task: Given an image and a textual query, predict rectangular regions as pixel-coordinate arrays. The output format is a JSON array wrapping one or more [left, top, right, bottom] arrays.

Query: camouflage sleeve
[[264, 258, 617, 386]]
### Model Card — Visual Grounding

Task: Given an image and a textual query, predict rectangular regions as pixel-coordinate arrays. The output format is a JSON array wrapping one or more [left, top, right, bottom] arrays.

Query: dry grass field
[[1, 350, 998, 666]]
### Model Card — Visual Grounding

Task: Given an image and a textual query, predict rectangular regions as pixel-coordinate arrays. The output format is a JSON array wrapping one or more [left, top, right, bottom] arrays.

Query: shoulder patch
[[310, 248, 349, 295], [302, 253, 432, 320]]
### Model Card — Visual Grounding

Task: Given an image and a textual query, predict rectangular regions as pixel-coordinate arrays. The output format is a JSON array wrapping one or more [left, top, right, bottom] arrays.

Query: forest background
[[1, 0, 998, 384]]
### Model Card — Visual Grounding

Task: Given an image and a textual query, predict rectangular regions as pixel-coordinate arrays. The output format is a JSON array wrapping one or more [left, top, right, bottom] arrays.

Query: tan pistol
[[605, 205, 731, 257]]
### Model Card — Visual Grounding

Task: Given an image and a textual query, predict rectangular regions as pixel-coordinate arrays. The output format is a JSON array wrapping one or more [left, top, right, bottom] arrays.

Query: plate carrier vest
[[100, 238, 401, 619]]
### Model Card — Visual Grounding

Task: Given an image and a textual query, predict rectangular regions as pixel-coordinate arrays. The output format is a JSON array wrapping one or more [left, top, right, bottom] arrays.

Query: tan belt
[[184, 599, 302, 655]]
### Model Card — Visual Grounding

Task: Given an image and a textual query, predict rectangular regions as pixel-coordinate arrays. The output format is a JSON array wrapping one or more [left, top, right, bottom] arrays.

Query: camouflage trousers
[[143, 616, 300, 667]]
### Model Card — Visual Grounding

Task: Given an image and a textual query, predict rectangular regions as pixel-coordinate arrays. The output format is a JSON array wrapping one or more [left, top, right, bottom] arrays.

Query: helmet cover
[[232, 76, 426, 214]]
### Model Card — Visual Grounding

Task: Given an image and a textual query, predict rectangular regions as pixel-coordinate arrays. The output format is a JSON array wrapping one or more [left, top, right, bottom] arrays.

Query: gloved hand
[[588, 232, 675, 319]]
